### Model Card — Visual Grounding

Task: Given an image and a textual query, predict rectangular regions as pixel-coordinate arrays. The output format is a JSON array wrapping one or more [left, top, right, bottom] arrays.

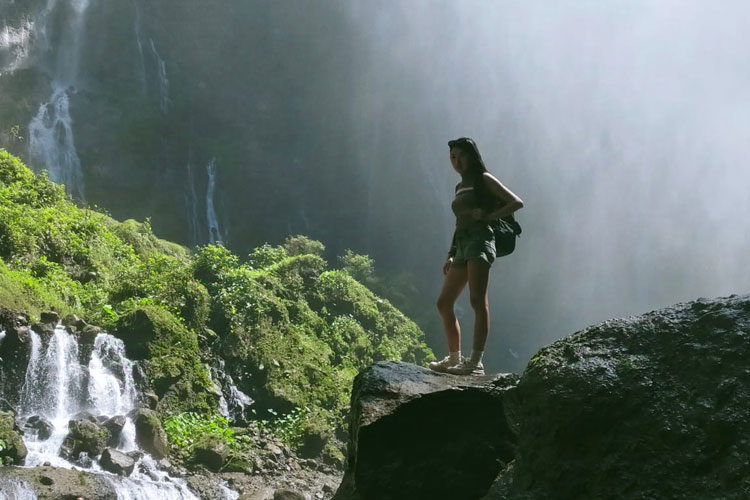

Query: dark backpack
[[469, 176, 522, 257]]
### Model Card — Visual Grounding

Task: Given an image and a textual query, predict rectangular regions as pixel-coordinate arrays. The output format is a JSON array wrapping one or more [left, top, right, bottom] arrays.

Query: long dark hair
[[448, 137, 496, 211]]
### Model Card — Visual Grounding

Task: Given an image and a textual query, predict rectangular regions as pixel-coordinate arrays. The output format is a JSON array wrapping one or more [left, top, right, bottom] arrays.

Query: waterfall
[[148, 38, 169, 113], [212, 358, 253, 424], [0, 18, 35, 75], [25, 0, 92, 200], [0, 476, 37, 500], [206, 158, 224, 245], [87, 334, 137, 418], [0, 330, 6, 346], [132, 0, 169, 113], [7, 325, 230, 499], [27, 86, 86, 200]]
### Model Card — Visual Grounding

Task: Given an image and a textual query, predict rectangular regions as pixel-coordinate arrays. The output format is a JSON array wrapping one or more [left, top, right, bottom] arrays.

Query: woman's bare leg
[[467, 258, 491, 352], [436, 264, 468, 352]]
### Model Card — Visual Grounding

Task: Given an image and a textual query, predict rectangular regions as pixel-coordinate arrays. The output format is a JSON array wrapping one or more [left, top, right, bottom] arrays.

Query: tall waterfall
[[25, 0, 91, 200], [6, 324, 231, 499], [133, 0, 169, 113]]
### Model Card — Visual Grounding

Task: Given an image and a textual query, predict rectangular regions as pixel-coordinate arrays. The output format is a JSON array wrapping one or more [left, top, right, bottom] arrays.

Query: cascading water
[[24, 0, 90, 200], [149, 38, 169, 113], [0, 18, 34, 75], [0, 475, 37, 500], [132, 0, 169, 113], [7, 324, 232, 499], [206, 158, 225, 245], [212, 359, 253, 424]]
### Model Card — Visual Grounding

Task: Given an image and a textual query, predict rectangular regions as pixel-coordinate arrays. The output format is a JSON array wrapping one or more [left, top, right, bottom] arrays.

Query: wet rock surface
[[133, 407, 169, 459], [61, 418, 110, 459], [102, 415, 126, 447], [488, 294, 750, 500], [0, 465, 117, 499], [100, 447, 136, 476], [332, 361, 518, 500], [23, 415, 54, 441]]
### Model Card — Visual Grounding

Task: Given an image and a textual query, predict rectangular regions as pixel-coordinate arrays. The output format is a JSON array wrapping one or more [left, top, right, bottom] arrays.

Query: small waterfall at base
[[0, 475, 37, 500], [8, 325, 228, 499]]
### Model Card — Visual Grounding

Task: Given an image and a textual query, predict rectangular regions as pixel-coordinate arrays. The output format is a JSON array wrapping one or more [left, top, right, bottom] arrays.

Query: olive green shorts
[[451, 224, 496, 267]]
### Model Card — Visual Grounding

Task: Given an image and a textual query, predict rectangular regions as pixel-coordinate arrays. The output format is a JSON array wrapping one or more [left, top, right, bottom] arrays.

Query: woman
[[429, 137, 524, 375]]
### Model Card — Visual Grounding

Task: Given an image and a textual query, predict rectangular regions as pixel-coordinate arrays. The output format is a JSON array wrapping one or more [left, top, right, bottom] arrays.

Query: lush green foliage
[[254, 406, 309, 448], [164, 412, 236, 460], [0, 150, 433, 462]]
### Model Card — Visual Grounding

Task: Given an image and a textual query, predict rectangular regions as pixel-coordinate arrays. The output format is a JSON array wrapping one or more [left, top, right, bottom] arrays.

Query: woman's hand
[[443, 257, 453, 275]]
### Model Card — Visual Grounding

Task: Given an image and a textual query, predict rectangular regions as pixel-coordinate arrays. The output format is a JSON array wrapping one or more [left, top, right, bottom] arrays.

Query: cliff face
[[336, 294, 750, 500], [0, 0, 443, 275]]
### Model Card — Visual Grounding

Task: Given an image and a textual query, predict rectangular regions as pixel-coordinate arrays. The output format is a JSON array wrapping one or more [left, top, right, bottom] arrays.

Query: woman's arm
[[479, 172, 524, 220]]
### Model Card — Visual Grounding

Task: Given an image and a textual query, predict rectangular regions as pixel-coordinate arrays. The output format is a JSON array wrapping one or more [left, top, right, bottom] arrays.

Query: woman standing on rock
[[429, 137, 524, 375]]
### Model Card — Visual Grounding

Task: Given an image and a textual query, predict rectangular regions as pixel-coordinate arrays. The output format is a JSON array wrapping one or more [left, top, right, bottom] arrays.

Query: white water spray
[[10, 326, 226, 499], [25, 0, 92, 200], [0, 476, 37, 500], [0, 19, 35, 75]]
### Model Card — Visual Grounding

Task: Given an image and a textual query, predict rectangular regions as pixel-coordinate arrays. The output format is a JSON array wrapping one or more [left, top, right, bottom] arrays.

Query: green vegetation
[[0, 149, 433, 463], [164, 412, 236, 461]]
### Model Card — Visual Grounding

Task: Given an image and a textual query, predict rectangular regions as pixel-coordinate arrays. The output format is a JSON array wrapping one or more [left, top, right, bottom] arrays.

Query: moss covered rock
[[115, 307, 215, 415], [0, 410, 27, 465]]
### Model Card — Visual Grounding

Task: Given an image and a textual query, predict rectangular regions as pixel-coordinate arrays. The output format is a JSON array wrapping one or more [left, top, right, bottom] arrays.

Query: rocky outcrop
[[490, 293, 750, 500], [334, 295, 750, 500], [332, 361, 518, 500]]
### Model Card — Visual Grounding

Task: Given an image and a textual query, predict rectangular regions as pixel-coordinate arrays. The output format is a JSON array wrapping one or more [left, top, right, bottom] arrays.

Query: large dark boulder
[[23, 415, 54, 441], [491, 294, 750, 500], [0, 324, 33, 407], [102, 415, 127, 447], [332, 361, 518, 500], [100, 447, 136, 476], [0, 410, 27, 465], [133, 408, 169, 459]]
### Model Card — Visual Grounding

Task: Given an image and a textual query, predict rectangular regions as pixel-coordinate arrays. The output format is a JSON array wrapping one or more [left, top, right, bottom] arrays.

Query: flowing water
[[206, 158, 224, 245], [3, 324, 236, 499]]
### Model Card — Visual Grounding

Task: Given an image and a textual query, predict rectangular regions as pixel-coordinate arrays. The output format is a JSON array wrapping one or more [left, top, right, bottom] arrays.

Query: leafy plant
[[255, 406, 309, 448], [163, 412, 236, 459]]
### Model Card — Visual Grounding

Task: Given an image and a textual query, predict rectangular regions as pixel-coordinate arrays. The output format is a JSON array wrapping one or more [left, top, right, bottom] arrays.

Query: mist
[[341, 0, 750, 371]]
